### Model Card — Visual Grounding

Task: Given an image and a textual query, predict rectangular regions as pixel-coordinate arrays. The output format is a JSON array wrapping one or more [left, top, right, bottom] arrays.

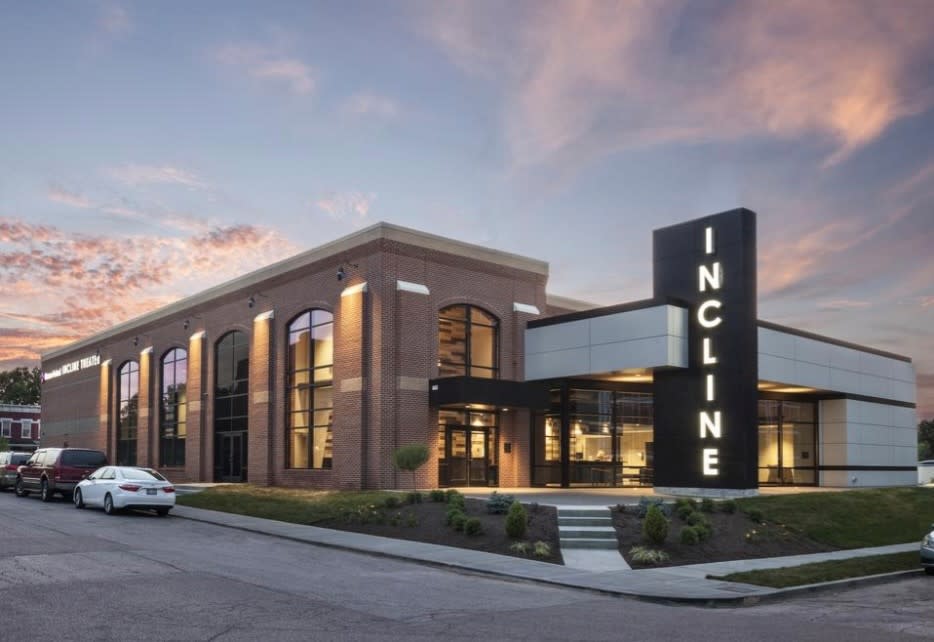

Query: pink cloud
[[215, 43, 315, 95], [47, 185, 94, 209], [315, 191, 374, 228], [0, 216, 298, 367], [422, 1, 934, 172], [105, 164, 207, 189]]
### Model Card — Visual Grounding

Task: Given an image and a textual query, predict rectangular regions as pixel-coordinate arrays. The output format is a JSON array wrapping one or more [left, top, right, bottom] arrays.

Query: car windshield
[[122, 468, 167, 481], [61, 450, 107, 467], [11, 454, 29, 464]]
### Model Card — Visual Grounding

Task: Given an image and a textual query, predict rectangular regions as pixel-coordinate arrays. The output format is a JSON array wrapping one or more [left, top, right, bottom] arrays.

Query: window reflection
[[160, 348, 187, 467], [288, 310, 333, 469], [438, 304, 498, 379], [117, 360, 139, 466]]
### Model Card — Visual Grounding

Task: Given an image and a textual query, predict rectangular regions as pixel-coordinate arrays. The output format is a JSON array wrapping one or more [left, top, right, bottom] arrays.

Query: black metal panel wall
[[652, 208, 758, 490]]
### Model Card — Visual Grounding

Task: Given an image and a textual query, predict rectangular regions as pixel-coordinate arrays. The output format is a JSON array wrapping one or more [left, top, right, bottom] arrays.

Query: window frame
[[117, 360, 140, 466], [0, 418, 10, 438], [286, 309, 334, 470], [437, 304, 499, 379], [160, 347, 188, 468]]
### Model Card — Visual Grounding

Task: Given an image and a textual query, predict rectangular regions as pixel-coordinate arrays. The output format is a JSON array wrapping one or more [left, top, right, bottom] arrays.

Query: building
[[0, 404, 41, 452], [40, 209, 918, 496]]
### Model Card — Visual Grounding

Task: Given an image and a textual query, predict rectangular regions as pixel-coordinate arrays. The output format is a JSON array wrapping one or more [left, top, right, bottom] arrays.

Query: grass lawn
[[736, 487, 934, 548], [177, 485, 399, 525], [711, 551, 920, 588]]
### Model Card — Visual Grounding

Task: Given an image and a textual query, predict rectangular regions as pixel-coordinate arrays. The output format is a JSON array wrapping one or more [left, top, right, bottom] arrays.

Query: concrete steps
[[557, 507, 618, 550]]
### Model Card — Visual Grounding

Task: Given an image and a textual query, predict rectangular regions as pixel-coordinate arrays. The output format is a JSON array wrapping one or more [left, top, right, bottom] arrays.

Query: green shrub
[[405, 513, 418, 528], [446, 490, 465, 510], [505, 501, 528, 539], [680, 526, 700, 545], [636, 497, 670, 518], [429, 489, 447, 502], [452, 512, 468, 532], [389, 512, 401, 526], [747, 508, 764, 524], [675, 504, 695, 521], [628, 546, 670, 565], [687, 512, 712, 540], [406, 491, 422, 504], [616, 503, 627, 514], [700, 498, 715, 513], [720, 499, 737, 514], [383, 495, 402, 509], [464, 517, 483, 536], [510, 541, 531, 555], [642, 504, 669, 545], [532, 541, 552, 558], [486, 491, 516, 514], [445, 508, 465, 526], [674, 497, 697, 512]]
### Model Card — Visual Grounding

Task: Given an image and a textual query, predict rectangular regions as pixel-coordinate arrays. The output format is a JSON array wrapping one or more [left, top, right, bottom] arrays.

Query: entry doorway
[[215, 432, 247, 482], [444, 427, 488, 486], [437, 408, 498, 487]]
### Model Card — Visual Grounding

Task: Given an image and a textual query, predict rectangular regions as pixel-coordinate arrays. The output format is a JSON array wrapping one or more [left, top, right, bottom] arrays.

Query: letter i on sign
[[705, 226, 714, 254]]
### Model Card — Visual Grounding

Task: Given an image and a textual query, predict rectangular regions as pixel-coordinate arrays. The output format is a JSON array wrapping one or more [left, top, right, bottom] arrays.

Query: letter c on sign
[[697, 300, 722, 329]]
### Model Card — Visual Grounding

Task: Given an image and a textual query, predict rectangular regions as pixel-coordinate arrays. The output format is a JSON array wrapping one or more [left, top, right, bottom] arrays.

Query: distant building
[[39, 209, 917, 495], [0, 404, 41, 451]]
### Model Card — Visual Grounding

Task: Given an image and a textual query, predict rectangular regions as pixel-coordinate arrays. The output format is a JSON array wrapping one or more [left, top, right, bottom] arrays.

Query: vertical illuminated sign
[[698, 226, 721, 476]]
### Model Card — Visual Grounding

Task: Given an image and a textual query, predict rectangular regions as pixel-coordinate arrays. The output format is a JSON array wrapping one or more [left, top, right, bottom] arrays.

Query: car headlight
[[925, 533, 934, 547]]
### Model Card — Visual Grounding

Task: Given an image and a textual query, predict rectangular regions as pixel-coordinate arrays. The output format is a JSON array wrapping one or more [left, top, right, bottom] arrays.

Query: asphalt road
[[1, 491, 931, 641]]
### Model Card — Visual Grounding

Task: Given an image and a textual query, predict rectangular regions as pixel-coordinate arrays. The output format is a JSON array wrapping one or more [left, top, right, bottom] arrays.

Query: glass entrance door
[[216, 432, 247, 482], [444, 428, 487, 487]]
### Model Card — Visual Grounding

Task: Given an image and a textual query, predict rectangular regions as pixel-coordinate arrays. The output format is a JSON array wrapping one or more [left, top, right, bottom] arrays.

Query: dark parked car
[[15, 448, 108, 502], [0, 451, 31, 491]]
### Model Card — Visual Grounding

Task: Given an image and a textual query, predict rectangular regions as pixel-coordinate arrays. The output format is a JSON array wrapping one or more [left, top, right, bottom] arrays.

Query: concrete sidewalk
[[170, 504, 922, 605]]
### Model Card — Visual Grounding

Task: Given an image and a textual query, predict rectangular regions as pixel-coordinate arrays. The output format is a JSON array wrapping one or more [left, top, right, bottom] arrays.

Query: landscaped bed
[[178, 486, 563, 564], [178, 485, 933, 584]]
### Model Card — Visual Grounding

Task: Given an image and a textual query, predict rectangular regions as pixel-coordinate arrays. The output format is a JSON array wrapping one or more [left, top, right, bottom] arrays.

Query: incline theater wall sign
[[42, 353, 101, 381], [652, 208, 759, 495]]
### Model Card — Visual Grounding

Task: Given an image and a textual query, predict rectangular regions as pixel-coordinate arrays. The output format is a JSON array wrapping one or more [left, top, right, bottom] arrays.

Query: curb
[[171, 506, 923, 607]]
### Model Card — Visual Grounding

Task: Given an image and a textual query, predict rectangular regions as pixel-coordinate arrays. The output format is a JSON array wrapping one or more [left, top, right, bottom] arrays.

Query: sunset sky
[[1, 1, 932, 419]]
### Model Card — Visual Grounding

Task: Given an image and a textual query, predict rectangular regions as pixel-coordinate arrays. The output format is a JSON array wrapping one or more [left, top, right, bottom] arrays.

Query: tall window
[[160, 348, 188, 467], [438, 304, 498, 378], [287, 310, 333, 469], [117, 360, 139, 466], [214, 331, 249, 481]]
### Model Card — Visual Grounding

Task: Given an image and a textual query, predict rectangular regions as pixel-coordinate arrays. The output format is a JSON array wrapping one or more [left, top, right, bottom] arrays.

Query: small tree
[[0, 436, 8, 452], [392, 443, 429, 491], [643, 503, 669, 545], [505, 500, 528, 539]]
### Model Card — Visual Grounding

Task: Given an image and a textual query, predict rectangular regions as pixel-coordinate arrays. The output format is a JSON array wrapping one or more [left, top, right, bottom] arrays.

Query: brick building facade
[[0, 404, 41, 451], [40, 211, 918, 493]]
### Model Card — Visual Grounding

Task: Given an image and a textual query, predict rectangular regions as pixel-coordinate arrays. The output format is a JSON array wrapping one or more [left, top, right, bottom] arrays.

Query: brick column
[[98, 360, 111, 455], [249, 311, 274, 485], [185, 332, 205, 482], [137, 347, 153, 467], [335, 282, 367, 489]]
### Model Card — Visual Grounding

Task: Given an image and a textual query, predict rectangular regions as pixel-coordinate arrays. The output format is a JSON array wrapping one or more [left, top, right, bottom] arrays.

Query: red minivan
[[0, 451, 31, 490], [16, 448, 108, 502]]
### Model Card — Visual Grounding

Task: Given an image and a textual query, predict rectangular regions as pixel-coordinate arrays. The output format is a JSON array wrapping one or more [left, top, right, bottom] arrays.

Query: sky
[[1, 1, 932, 419]]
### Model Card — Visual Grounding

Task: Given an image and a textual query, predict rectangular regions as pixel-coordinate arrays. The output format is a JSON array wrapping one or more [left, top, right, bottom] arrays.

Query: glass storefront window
[[758, 398, 817, 485]]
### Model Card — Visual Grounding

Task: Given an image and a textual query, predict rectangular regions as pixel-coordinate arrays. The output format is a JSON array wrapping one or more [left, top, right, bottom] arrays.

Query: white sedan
[[74, 466, 176, 516]]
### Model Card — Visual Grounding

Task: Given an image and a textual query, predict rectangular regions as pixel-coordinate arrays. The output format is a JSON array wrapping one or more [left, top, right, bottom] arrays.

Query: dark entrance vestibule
[[437, 409, 497, 487], [214, 330, 249, 482]]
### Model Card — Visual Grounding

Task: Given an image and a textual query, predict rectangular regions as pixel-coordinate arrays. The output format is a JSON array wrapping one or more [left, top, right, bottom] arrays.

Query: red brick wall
[[41, 235, 547, 489]]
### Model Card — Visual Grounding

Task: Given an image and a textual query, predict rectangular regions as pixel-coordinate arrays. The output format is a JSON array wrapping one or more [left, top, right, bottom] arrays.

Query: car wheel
[[156, 507, 170, 517], [40, 479, 51, 502], [74, 488, 85, 509], [14, 478, 29, 497], [104, 493, 116, 515]]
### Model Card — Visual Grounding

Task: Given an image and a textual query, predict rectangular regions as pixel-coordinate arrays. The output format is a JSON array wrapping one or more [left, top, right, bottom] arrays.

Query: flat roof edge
[[757, 320, 912, 363], [529, 297, 690, 328], [42, 221, 548, 362]]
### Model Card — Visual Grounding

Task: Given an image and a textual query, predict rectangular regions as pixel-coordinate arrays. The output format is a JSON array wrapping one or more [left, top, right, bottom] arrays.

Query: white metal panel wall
[[759, 327, 916, 405], [819, 398, 917, 487], [524, 305, 687, 380]]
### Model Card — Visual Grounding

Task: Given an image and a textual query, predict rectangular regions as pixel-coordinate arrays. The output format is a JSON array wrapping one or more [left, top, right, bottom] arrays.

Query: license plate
[[146, 489, 157, 496]]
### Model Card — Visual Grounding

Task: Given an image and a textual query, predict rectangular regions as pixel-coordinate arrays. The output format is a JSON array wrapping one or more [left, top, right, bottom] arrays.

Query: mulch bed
[[613, 507, 837, 568], [315, 497, 564, 565]]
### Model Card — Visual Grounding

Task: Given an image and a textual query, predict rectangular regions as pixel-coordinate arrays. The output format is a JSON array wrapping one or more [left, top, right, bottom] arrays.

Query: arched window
[[287, 310, 334, 469], [117, 360, 139, 466], [160, 348, 187, 467], [214, 331, 249, 481], [438, 304, 498, 378]]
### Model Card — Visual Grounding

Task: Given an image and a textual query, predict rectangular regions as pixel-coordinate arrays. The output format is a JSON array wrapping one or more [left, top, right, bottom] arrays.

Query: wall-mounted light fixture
[[132, 336, 139, 347], [247, 295, 256, 308], [183, 319, 190, 330], [337, 262, 359, 282]]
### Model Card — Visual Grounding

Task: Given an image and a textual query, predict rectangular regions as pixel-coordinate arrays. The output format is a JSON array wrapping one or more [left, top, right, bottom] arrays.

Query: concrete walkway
[[170, 503, 922, 605]]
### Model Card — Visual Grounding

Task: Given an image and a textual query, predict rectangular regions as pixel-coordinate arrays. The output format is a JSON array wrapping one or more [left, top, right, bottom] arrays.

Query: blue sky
[[1, 1, 932, 418]]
